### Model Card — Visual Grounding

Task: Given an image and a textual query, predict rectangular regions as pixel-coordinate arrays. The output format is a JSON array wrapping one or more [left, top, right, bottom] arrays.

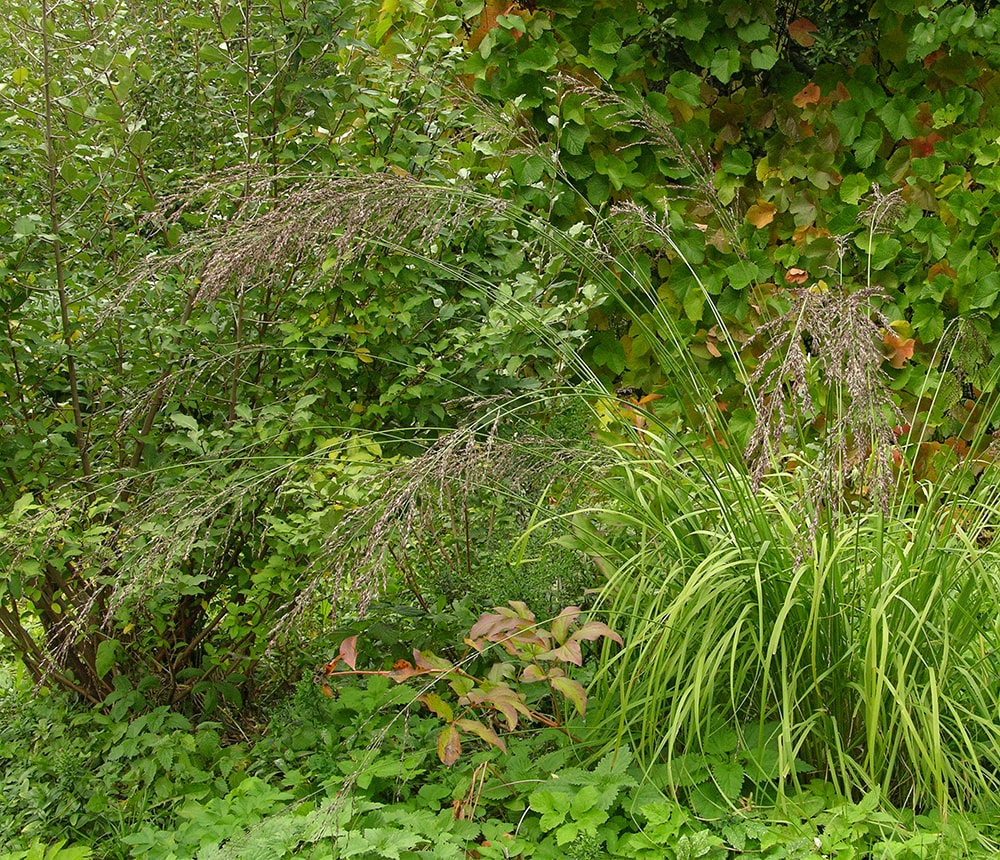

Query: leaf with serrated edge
[[414, 649, 452, 671]]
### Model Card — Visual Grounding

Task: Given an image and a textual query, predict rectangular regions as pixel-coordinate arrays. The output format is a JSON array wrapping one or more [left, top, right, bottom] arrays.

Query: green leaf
[[13, 215, 38, 238], [420, 692, 453, 722], [436, 724, 461, 766], [170, 412, 199, 431], [725, 260, 760, 290], [589, 20, 622, 54], [712, 760, 745, 800], [720, 149, 753, 176], [510, 153, 547, 185], [881, 95, 918, 139], [592, 336, 626, 375], [854, 122, 884, 168], [674, 9, 709, 40], [709, 48, 741, 84], [910, 301, 945, 340], [95, 638, 120, 678], [839, 174, 870, 205], [455, 718, 506, 753], [177, 14, 214, 28], [529, 788, 572, 830], [750, 46, 779, 69], [220, 5, 244, 40]]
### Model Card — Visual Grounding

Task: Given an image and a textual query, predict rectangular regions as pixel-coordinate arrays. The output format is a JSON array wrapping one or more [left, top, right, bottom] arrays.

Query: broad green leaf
[[589, 20, 622, 54], [95, 638, 119, 678], [529, 788, 571, 830], [170, 412, 199, 431]]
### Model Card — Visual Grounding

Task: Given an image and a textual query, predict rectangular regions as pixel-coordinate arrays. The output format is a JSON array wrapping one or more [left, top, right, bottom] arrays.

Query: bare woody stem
[[41, 0, 92, 487]]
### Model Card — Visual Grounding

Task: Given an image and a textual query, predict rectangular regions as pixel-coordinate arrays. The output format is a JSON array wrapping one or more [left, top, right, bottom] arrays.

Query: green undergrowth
[[3, 606, 999, 860]]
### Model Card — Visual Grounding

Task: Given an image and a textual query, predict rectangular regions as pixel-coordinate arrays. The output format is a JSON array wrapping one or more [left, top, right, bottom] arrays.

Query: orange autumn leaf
[[928, 261, 957, 281], [793, 82, 822, 108], [785, 267, 809, 284], [883, 330, 915, 368], [746, 201, 777, 228], [788, 17, 818, 47]]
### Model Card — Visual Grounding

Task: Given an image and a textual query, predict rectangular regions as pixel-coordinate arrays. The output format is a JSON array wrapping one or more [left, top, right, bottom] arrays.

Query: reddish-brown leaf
[[339, 635, 358, 671], [883, 331, 915, 369], [793, 82, 821, 108], [788, 17, 818, 46], [538, 640, 584, 666], [550, 606, 581, 645], [572, 620, 624, 646], [785, 267, 809, 284]]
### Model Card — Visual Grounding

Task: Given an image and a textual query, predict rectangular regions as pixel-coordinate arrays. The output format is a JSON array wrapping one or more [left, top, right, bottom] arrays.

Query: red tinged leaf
[[413, 649, 453, 672], [420, 692, 454, 721], [321, 682, 334, 697], [456, 718, 507, 753], [437, 724, 462, 766], [883, 330, 915, 369], [549, 676, 588, 717], [338, 634, 358, 670], [550, 606, 581, 645], [571, 620, 624, 646], [388, 659, 420, 682], [788, 17, 818, 47], [785, 267, 809, 285], [792, 82, 821, 108], [519, 663, 548, 683], [538, 640, 584, 666]]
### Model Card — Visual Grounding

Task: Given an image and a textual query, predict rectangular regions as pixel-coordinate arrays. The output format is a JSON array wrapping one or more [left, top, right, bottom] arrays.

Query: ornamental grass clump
[[570, 426, 1000, 815]]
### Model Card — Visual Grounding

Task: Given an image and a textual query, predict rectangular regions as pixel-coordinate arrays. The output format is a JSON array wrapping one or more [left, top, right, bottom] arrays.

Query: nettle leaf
[[712, 760, 746, 801]]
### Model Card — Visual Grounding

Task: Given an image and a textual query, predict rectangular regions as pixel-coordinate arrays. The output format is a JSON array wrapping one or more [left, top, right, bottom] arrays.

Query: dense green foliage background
[[4, 0, 1000, 856]]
